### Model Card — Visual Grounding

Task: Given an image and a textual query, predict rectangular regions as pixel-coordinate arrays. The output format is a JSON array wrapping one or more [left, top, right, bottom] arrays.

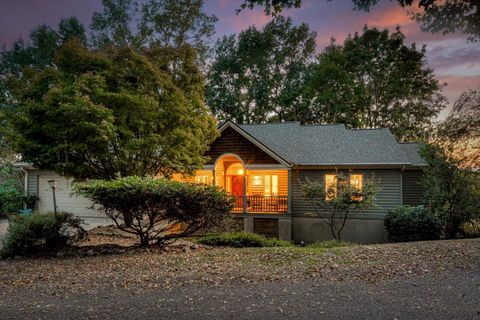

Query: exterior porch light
[[237, 168, 244, 175]]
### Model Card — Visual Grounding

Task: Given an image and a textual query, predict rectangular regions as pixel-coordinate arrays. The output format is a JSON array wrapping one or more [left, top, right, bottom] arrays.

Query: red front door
[[231, 176, 244, 197]]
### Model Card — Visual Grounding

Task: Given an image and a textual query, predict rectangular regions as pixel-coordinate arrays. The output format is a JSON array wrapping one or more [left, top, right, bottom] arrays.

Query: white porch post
[[243, 170, 247, 213], [287, 169, 292, 215]]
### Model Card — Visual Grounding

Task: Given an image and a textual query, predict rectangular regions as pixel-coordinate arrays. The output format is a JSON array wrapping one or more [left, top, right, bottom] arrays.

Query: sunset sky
[[1, 0, 479, 118]]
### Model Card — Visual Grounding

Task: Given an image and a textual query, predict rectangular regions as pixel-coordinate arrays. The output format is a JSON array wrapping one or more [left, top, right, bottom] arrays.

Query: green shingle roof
[[236, 122, 422, 166]]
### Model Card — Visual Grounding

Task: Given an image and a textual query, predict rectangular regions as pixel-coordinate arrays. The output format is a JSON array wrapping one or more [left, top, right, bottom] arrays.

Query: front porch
[[173, 153, 291, 215]]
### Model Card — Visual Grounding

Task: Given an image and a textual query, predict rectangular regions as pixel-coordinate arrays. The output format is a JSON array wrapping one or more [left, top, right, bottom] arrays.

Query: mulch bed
[[0, 226, 478, 295]]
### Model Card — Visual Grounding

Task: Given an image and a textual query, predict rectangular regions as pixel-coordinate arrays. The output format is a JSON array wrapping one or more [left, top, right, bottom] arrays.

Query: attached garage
[[18, 167, 110, 224]]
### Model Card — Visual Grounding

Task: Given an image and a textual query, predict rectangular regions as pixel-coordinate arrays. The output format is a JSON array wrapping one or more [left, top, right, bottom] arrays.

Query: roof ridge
[[349, 127, 389, 131], [299, 123, 346, 127], [238, 121, 300, 126]]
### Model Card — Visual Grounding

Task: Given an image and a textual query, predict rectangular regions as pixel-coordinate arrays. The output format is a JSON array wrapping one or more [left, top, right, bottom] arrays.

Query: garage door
[[37, 174, 106, 220]]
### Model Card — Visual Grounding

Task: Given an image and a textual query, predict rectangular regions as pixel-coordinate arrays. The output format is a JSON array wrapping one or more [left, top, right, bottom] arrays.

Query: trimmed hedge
[[384, 206, 444, 242], [1, 212, 85, 258], [74, 176, 233, 246], [197, 232, 293, 248]]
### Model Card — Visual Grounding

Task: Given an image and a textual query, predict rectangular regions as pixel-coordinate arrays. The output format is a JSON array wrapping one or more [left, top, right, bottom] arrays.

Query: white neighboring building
[[14, 163, 110, 225]]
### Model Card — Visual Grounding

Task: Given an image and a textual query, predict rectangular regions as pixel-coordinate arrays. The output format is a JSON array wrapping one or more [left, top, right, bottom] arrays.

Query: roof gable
[[204, 125, 283, 165]]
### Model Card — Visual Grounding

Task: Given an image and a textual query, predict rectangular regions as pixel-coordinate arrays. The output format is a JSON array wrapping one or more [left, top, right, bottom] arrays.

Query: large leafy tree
[[304, 26, 446, 141], [239, 0, 480, 42], [13, 40, 217, 180], [91, 0, 217, 63], [90, 0, 141, 48], [140, 0, 217, 61], [0, 17, 87, 158], [206, 16, 316, 123], [420, 143, 480, 239]]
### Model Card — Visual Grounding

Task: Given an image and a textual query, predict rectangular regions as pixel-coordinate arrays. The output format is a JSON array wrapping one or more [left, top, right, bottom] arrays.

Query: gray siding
[[402, 170, 424, 206], [291, 169, 402, 220]]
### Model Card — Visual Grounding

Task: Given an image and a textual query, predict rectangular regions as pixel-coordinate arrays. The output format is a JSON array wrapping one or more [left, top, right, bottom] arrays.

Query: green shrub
[[1, 212, 85, 258], [384, 206, 444, 242], [74, 176, 233, 246], [197, 232, 293, 248], [461, 220, 480, 238]]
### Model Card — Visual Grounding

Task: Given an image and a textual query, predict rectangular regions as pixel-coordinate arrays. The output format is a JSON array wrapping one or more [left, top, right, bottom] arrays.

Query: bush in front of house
[[197, 232, 293, 248], [0, 164, 37, 218], [384, 206, 444, 242], [74, 176, 233, 246], [1, 212, 86, 258]]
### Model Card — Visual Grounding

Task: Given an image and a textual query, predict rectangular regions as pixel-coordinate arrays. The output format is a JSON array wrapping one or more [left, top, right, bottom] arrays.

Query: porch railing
[[231, 195, 288, 214]]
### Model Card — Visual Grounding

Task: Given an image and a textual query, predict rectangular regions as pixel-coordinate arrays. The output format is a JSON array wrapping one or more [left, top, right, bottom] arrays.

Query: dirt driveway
[[0, 238, 478, 319], [0, 269, 478, 320]]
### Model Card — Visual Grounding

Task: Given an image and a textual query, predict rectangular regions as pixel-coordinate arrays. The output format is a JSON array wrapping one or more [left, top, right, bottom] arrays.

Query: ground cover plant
[[197, 232, 293, 248]]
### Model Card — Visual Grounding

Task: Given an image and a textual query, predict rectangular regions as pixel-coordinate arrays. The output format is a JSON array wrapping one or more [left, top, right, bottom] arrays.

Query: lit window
[[350, 174, 363, 200], [263, 175, 278, 197], [195, 175, 211, 184], [350, 174, 363, 191], [272, 175, 278, 195], [253, 176, 262, 186], [325, 174, 337, 200], [264, 175, 271, 196]]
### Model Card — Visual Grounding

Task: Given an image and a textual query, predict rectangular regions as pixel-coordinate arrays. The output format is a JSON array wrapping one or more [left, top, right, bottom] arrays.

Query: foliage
[[91, 0, 217, 63], [384, 206, 444, 242], [206, 16, 316, 123], [461, 220, 480, 238], [0, 164, 36, 218], [1, 212, 85, 258], [420, 143, 480, 239], [74, 176, 233, 246], [240, 0, 479, 42], [435, 86, 480, 168], [140, 0, 217, 62], [197, 232, 292, 247], [0, 17, 87, 155], [302, 171, 379, 241], [238, 0, 301, 16], [353, 0, 480, 42], [13, 40, 217, 180], [304, 26, 446, 141], [0, 17, 86, 77], [90, 0, 141, 48]]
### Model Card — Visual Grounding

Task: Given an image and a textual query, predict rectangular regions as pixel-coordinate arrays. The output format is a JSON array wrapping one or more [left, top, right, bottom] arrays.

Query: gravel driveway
[[0, 269, 478, 320]]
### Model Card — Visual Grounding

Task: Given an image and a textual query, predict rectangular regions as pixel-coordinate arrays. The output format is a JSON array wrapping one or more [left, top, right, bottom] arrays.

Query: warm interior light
[[253, 176, 262, 186], [237, 168, 244, 175]]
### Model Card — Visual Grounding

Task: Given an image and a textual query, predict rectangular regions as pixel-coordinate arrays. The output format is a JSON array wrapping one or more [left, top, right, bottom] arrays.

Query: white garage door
[[37, 174, 107, 221]]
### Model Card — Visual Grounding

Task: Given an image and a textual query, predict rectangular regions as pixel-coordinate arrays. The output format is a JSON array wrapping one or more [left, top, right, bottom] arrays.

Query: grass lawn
[[0, 228, 478, 295]]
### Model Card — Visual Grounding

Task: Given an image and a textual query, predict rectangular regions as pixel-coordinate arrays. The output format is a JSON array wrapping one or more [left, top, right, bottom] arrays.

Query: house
[[172, 121, 425, 243], [17, 121, 425, 243]]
